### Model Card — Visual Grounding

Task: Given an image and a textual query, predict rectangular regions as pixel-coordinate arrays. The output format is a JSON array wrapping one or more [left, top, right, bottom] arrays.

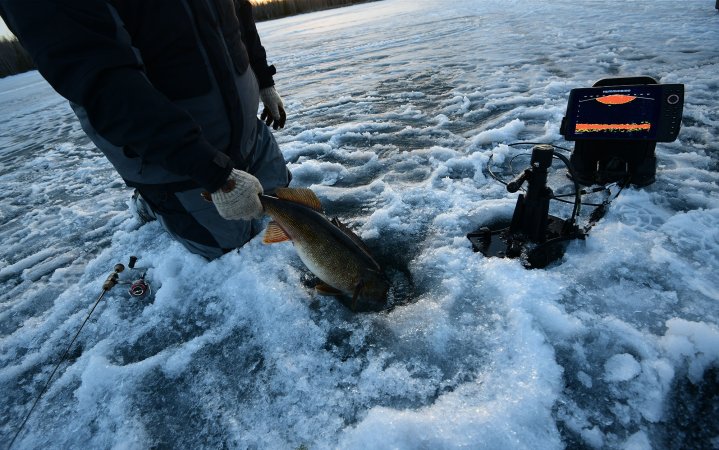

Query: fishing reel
[[107, 256, 152, 299]]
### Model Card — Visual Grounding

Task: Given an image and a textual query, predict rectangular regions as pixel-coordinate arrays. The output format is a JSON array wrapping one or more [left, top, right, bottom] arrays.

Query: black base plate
[[467, 216, 579, 269]]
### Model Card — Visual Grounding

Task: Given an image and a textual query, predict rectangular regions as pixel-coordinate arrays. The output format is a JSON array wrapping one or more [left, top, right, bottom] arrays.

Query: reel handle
[[102, 264, 125, 290]]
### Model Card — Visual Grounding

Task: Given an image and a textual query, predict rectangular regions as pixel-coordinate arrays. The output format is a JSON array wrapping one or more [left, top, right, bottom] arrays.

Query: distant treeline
[[0, 37, 34, 79], [0, 0, 379, 78], [251, 0, 378, 21]]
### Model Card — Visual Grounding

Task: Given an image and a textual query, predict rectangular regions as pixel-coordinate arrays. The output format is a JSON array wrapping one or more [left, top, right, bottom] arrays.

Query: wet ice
[[1, 0, 719, 449]]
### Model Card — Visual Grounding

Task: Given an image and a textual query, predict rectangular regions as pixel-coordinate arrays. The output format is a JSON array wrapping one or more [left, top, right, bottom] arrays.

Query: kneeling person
[[1, 0, 289, 259]]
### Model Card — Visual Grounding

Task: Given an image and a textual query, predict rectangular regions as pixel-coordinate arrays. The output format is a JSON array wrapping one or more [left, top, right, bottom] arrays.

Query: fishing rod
[[8, 257, 151, 449]]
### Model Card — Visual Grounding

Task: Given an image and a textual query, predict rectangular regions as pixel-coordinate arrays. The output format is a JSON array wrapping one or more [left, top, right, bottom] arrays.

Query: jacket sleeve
[[0, 0, 233, 192], [234, 0, 276, 89]]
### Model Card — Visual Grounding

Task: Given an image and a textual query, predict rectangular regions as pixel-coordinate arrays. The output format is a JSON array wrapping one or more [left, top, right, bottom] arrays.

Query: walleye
[[259, 188, 388, 309]]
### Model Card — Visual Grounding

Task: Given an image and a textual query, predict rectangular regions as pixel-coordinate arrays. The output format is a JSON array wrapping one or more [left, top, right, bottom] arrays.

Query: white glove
[[260, 86, 286, 129], [210, 169, 264, 220]]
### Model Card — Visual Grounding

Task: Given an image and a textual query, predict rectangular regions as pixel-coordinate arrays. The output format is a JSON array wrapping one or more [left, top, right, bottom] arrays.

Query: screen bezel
[[563, 84, 663, 141]]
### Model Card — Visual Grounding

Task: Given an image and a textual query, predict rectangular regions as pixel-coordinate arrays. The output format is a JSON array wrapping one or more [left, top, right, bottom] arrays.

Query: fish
[[259, 188, 389, 309]]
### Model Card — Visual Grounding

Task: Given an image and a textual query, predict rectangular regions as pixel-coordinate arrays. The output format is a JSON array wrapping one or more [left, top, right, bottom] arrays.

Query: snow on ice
[[1, 0, 718, 449]]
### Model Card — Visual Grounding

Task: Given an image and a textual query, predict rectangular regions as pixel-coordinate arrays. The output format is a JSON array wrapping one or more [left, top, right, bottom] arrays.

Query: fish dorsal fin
[[263, 221, 291, 244], [274, 187, 324, 213], [331, 218, 375, 258]]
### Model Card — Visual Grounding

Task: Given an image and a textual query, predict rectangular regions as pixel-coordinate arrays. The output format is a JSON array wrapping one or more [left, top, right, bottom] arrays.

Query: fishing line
[[486, 153, 509, 188], [508, 152, 531, 180], [506, 142, 582, 221], [486, 152, 533, 192], [493, 143, 629, 224], [8, 264, 125, 450]]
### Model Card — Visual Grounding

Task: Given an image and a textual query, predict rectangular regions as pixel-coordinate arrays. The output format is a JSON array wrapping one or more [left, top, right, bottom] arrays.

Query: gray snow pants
[[133, 119, 289, 260]]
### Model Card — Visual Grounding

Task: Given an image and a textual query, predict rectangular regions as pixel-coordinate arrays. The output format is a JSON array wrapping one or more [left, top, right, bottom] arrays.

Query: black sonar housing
[[560, 76, 684, 186], [467, 76, 685, 269], [561, 82, 683, 142]]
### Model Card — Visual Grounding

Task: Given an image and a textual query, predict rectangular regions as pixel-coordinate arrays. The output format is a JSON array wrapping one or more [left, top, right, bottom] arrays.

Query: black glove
[[259, 86, 286, 129]]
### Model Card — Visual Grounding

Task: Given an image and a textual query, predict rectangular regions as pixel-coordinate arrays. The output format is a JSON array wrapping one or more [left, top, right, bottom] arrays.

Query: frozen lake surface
[[1, 0, 718, 448]]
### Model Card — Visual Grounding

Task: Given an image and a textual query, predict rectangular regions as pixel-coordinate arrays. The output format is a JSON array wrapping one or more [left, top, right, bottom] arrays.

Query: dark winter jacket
[[0, 0, 277, 193]]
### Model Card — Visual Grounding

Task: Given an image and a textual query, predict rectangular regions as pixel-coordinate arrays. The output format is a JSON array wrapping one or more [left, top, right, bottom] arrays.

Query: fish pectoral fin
[[315, 283, 343, 296], [275, 187, 324, 213], [351, 280, 365, 312], [263, 221, 291, 244]]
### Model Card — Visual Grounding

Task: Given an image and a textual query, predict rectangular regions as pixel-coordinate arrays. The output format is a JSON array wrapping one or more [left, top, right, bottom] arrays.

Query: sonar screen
[[562, 83, 683, 142]]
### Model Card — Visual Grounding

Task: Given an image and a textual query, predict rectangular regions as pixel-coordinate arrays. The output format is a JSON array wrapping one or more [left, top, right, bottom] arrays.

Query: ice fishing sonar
[[467, 76, 685, 268]]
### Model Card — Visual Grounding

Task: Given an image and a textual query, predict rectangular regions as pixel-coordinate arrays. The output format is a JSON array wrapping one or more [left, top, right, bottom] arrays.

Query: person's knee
[[172, 234, 229, 260], [130, 190, 158, 224]]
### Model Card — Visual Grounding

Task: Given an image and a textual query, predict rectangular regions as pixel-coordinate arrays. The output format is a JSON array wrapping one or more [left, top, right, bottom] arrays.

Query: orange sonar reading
[[575, 122, 651, 133], [595, 94, 637, 105]]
